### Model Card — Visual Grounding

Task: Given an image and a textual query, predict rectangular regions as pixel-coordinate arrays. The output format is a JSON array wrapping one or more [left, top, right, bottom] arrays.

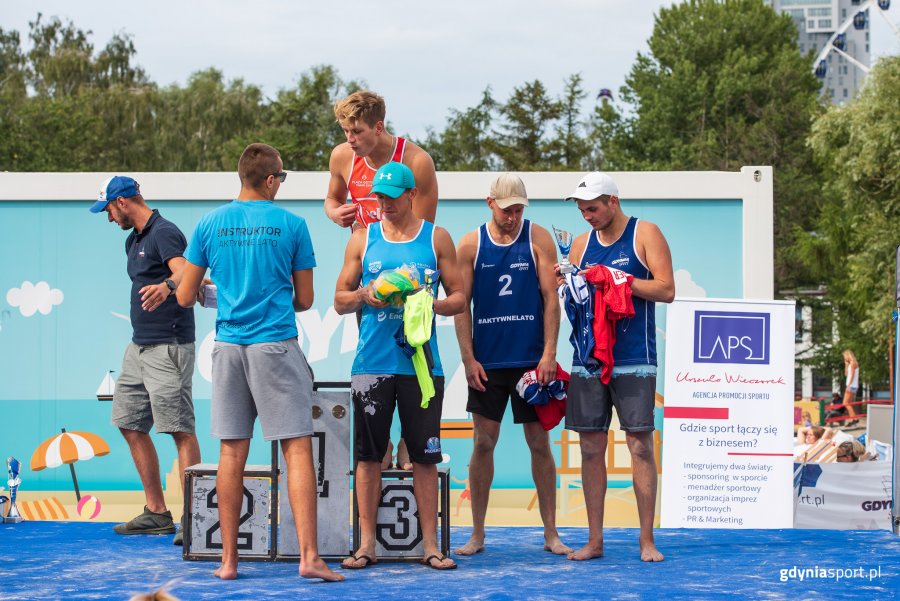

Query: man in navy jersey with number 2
[[563, 172, 674, 563], [453, 174, 570, 556]]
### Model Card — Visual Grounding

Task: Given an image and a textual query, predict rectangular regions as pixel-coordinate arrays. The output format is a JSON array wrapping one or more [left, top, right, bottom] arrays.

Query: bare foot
[[454, 537, 485, 556], [397, 439, 412, 471], [566, 542, 603, 561], [640, 541, 664, 562], [543, 535, 573, 555], [213, 563, 238, 580], [301, 557, 345, 581]]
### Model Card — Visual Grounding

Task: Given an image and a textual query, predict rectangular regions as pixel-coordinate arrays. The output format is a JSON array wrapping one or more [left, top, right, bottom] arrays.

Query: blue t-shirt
[[126, 210, 195, 345], [352, 221, 443, 376], [472, 219, 544, 369], [185, 200, 316, 344]]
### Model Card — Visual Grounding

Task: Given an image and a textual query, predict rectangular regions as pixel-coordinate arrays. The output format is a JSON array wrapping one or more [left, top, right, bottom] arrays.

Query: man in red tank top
[[325, 90, 438, 230]]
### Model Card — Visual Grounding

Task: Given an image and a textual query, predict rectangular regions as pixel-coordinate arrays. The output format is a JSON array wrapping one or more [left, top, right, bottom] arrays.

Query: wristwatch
[[164, 278, 177, 296]]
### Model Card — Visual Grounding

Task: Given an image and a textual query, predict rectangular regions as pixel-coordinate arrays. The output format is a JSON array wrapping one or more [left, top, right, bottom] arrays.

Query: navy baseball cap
[[370, 162, 416, 199], [90, 176, 140, 213]]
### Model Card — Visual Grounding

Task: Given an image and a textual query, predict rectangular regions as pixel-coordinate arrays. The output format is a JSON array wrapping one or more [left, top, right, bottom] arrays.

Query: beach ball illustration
[[77, 495, 102, 520]]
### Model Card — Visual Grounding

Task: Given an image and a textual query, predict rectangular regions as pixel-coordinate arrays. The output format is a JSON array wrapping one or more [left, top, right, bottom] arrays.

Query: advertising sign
[[661, 298, 795, 528]]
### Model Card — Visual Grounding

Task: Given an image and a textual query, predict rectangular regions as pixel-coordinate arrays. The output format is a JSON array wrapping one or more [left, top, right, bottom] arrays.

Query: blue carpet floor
[[2, 522, 898, 600]]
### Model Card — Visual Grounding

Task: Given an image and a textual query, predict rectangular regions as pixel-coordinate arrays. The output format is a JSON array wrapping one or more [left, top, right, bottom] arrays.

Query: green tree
[[265, 65, 362, 171], [592, 0, 823, 288], [424, 88, 498, 171], [801, 56, 900, 386], [0, 27, 27, 167], [0, 14, 160, 171], [490, 80, 562, 170], [587, 95, 627, 170], [549, 74, 590, 170], [0, 27, 26, 98], [25, 13, 96, 97], [150, 69, 265, 171]]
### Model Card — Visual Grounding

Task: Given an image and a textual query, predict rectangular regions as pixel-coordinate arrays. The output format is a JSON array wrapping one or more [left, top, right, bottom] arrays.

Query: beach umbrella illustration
[[31, 429, 110, 502]]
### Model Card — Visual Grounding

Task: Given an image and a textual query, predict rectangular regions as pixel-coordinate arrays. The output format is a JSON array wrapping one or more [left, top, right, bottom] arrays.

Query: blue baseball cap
[[370, 162, 416, 199], [90, 176, 140, 213]]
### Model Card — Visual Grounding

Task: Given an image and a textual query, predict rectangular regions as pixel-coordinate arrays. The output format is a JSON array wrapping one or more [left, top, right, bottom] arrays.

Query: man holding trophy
[[560, 172, 675, 563], [453, 174, 570, 556]]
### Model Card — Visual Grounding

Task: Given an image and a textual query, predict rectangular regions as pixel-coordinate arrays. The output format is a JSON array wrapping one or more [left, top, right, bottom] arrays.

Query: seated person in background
[[801, 410, 813, 427], [824, 392, 848, 422], [835, 440, 867, 462], [794, 425, 835, 462], [795, 425, 832, 447]]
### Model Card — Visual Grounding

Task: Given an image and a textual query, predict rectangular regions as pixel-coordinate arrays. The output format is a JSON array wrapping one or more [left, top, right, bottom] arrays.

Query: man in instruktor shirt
[[177, 143, 343, 583]]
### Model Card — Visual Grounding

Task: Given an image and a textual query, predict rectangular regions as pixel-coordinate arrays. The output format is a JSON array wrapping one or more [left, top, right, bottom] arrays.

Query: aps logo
[[693, 310, 770, 365]]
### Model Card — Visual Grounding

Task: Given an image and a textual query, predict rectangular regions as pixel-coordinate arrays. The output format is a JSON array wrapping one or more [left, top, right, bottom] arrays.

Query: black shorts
[[351, 374, 445, 465], [466, 367, 538, 424], [565, 366, 656, 433]]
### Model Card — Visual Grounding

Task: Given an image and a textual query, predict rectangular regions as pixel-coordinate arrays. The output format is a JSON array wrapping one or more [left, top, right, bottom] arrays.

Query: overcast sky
[[2, 1, 898, 139]]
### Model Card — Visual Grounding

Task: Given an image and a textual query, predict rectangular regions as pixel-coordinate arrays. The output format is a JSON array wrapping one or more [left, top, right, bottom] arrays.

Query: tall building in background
[[769, 0, 871, 103]]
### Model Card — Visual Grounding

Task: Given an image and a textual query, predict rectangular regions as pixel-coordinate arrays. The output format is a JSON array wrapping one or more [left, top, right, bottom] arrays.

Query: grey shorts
[[211, 338, 314, 441], [112, 342, 196, 434], [565, 364, 657, 433]]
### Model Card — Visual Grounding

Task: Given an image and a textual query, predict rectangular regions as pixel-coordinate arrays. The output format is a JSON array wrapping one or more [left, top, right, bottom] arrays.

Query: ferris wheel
[[813, 0, 899, 78]]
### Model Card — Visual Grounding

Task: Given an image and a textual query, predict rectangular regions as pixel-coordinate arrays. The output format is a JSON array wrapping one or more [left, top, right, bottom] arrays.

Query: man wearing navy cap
[[90, 176, 201, 545]]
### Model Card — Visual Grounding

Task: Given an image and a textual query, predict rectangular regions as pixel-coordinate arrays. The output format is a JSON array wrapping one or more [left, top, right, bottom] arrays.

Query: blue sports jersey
[[185, 200, 316, 344], [561, 272, 600, 372], [352, 221, 443, 376], [472, 219, 544, 369], [577, 216, 656, 366]]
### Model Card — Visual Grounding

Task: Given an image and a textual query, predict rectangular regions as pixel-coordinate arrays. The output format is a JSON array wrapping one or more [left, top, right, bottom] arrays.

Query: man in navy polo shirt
[[90, 176, 201, 545]]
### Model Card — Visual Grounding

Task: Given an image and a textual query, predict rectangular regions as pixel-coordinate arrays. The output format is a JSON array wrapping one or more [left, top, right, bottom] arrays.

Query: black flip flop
[[421, 554, 458, 570], [342, 553, 378, 569]]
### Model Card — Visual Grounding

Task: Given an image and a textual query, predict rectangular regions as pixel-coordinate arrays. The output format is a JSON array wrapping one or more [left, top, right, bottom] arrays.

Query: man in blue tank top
[[453, 174, 570, 557], [563, 172, 674, 563], [334, 161, 465, 570], [177, 144, 343, 582]]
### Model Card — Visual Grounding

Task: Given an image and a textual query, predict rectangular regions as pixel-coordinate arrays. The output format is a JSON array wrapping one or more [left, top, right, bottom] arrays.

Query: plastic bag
[[373, 264, 421, 306]]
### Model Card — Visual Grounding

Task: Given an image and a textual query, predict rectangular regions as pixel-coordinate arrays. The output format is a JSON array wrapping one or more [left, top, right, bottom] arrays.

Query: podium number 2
[[205, 486, 254, 550]]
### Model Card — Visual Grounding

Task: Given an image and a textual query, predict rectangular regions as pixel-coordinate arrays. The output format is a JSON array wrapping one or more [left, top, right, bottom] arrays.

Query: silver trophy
[[4, 456, 24, 523], [552, 226, 575, 274]]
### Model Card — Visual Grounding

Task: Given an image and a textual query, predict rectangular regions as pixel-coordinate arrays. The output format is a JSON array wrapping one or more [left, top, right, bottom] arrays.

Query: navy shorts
[[466, 367, 538, 424]]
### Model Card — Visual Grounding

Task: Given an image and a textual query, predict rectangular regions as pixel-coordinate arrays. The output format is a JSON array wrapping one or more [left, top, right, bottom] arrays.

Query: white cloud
[[6, 281, 64, 317], [674, 269, 706, 299]]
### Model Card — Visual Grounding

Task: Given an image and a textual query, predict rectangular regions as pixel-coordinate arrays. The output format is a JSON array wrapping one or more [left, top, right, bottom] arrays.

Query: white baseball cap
[[566, 172, 619, 201]]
